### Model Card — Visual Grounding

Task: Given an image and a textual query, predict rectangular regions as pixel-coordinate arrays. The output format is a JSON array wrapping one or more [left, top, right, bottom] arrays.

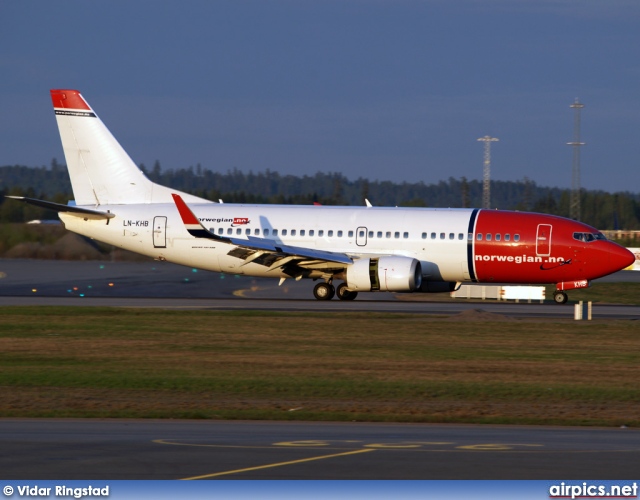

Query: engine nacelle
[[346, 256, 422, 292]]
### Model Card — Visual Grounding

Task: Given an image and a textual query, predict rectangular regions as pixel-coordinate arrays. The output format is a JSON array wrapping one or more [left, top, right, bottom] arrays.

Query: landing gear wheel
[[553, 291, 568, 304], [336, 282, 358, 301], [313, 282, 335, 300]]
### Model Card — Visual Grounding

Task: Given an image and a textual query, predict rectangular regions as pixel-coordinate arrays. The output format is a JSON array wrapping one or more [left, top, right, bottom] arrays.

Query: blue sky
[[2, 1, 640, 193]]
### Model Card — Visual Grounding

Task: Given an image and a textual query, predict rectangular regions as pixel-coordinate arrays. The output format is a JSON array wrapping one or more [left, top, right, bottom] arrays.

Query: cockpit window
[[573, 232, 607, 242]]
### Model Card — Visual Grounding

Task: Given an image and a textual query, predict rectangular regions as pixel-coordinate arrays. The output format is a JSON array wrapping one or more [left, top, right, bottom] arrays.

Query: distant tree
[[460, 177, 470, 208], [2, 163, 639, 228]]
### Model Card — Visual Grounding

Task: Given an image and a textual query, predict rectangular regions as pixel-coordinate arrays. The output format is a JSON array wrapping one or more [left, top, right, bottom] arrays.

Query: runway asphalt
[[1, 419, 639, 479], [1, 259, 639, 319]]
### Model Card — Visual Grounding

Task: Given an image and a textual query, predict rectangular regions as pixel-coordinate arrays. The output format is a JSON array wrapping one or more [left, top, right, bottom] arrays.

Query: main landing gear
[[313, 282, 358, 301], [313, 282, 335, 300], [553, 291, 568, 304], [336, 282, 358, 301]]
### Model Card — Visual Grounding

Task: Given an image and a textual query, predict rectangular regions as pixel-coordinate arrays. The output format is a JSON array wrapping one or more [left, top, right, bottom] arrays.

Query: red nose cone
[[610, 244, 636, 272]]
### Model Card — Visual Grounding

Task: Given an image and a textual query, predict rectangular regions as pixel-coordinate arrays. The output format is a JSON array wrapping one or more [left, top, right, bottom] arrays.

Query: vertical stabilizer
[[50, 89, 209, 206]]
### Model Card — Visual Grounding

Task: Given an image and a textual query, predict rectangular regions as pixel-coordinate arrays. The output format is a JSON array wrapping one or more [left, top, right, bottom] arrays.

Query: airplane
[[7, 89, 635, 304]]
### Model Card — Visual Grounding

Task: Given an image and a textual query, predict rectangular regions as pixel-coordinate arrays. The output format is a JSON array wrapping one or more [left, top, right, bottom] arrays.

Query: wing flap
[[172, 193, 353, 266]]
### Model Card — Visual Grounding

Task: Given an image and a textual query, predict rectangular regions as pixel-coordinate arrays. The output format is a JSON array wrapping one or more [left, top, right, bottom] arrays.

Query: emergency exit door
[[356, 226, 368, 246], [536, 224, 552, 256]]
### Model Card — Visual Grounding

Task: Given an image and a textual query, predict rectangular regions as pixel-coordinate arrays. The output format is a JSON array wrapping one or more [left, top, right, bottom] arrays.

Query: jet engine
[[346, 256, 422, 292]]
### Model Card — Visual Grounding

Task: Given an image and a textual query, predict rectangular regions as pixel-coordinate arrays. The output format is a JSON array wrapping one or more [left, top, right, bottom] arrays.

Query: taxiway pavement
[[1, 419, 638, 480], [1, 259, 639, 319]]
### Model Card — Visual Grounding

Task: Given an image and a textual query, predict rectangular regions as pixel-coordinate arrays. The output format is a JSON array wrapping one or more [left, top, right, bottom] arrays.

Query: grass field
[[1, 306, 638, 426]]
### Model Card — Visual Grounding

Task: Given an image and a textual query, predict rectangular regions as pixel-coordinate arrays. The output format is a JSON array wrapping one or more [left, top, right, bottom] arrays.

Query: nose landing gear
[[553, 291, 568, 304]]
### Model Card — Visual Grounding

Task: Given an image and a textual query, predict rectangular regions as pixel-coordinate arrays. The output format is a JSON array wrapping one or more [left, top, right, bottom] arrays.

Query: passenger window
[[282, 229, 288, 236], [337, 230, 343, 237], [254, 229, 260, 235], [378, 231, 383, 238], [477, 234, 483, 241], [264, 229, 270, 236], [328, 230, 333, 237], [291, 229, 296, 236], [368, 231, 374, 238], [300, 229, 305, 236], [458, 233, 464, 240], [422, 232, 427, 239], [449, 233, 454, 240], [394, 232, 400, 239], [245, 228, 251, 235], [468, 233, 473, 240], [504, 234, 510, 241], [358, 230, 365, 237], [227, 228, 233, 235], [309, 230, 314, 237], [218, 228, 223, 235], [495, 234, 501, 241], [486, 234, 492, 241], [319, 230, 324, 237], [403, 232, 409, 239], [273, 229, 278, 236], [440, 233, 445, 240], [514, 234, 520, 242], [386, 232, 391, 238], [348, 230, 353, 238], [431, 232, 436, 239], [236, 228, 242, 235]]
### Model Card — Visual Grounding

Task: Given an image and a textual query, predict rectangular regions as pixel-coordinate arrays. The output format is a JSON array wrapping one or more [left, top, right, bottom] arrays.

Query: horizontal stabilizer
[[5, 196, 115, 220]]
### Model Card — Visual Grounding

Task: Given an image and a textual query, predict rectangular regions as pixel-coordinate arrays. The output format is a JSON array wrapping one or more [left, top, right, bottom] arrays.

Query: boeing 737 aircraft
[[8, 90, 635, 303]]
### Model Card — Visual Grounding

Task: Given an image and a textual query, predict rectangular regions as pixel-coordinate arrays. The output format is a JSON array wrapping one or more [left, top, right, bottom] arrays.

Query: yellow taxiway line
[[182, 448, 375, 480]]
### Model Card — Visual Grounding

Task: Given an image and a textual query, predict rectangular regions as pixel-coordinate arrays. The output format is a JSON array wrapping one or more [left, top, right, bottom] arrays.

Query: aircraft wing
[[172, 194, 353, 268], [5, 196, 115, 220]]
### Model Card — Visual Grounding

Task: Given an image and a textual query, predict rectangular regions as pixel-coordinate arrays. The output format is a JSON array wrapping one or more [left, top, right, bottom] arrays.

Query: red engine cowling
[[346, 256, 422, 292]]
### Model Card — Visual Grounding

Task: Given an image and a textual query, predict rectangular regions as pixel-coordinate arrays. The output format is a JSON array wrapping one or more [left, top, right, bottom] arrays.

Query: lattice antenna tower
[[477, 135, 499, 209], [567, 98, 585, 220]]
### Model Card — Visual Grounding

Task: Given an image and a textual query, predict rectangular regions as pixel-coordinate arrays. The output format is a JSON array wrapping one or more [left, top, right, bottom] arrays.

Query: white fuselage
[[61, 203, 474, 282]]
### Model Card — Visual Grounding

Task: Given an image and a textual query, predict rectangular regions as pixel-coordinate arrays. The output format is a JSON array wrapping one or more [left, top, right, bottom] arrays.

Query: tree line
[[1, 160, 639, 230]]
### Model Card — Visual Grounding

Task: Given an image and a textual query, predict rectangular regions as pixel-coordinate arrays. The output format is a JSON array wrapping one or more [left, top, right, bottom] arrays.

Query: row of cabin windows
[[211, 227, 410, 238], [477, 233, 520, 242], [212, 227, 520, 242], [213, 227, 349, 237], [420, 232, 520, 242]]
